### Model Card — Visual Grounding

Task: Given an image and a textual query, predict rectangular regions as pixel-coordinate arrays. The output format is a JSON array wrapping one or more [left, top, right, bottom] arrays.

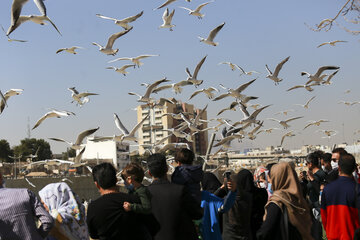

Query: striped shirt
[[0, 187, 54, 240]]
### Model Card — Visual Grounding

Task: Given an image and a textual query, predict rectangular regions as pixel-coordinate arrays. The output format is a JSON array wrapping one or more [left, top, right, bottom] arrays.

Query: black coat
[[148, 179, 203, 240]]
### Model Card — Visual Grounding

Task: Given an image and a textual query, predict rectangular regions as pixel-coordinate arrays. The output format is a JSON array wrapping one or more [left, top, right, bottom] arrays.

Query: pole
[[203, 133, 216, 171]]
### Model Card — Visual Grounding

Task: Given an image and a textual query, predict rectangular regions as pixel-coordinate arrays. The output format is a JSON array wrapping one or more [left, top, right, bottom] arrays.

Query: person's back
[[321, 153, 360, 240], [0, 187, 54, 240], [147, 153, 203, 240]]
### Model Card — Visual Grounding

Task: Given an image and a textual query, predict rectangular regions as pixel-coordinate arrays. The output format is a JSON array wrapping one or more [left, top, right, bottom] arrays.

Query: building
[[80, 137, 130, 170], [137, 100, 208, 155]]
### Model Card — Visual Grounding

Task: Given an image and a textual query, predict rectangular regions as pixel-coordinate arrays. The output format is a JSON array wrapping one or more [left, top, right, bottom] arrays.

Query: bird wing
[[273, 56, 290, 77], [284, 116, 303, 123], [185, 67, 192, 78], [121, 64, 136, 70], [121, 11, 144, 23], [78, 92, 98, 98], [195, 1, 213, 12], [265, 64, 272, 75], [317, 42, 328, 48], [189, 89, 203, 100], [213, 93, 230, 101], [280, 134, 287, 146], [44, 16, 62, 36], [303, 122, 313, 130], [333, 40, 347, 44], [108, 57, 131, 63], [144, 78, 170, 98], [96, 14, 118, 21], [207, 22, 225, 41], [10, 0, 29, 28], [32, 112, 54, 130], [250, 105, 271, 119], [106, 27, 133, 49], [156, 0, 177, 9], [34, 0, 46, 16], [235, 78, 256, 93], [74, 147, 86, 164], [179, 6, 192, 12], [48, 137, 72, 145], [136, 54, 159, 60], [114, 113, 130, 135], [305, 96, 316, 106], [314, 66, 340, 77], [286, 85, 304, 91], [268, 118, 280, 123], [193, 55, 207, 79], [194, 104, 208, 123], [153, 84, 172, 94], [239, 102, 250, 118], [56, 48, 65, 54], [129, 114, 149, 136], [75, 127, 99, 145], [235, 64, 246, 74], [325, 70, 339, 82]]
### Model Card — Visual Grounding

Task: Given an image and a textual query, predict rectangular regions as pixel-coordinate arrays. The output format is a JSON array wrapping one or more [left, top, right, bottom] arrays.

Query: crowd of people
[[0, 147, 359, 240]]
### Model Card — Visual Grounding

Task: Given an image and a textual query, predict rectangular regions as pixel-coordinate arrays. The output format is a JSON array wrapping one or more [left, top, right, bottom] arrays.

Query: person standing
[[0, 171, 54, 240], [147, 153, 203, 240], [321, 153, 360, 240]]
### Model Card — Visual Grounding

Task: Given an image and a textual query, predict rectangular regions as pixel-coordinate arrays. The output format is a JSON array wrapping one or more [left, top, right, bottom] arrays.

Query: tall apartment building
[[137, 100, 208, 155]]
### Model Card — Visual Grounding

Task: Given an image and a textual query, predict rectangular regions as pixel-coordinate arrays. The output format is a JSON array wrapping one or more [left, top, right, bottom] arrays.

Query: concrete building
[[80, 137, 130, 170], [137, 100, 208, 155]]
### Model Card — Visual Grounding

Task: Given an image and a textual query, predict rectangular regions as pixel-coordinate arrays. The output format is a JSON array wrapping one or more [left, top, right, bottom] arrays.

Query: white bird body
[[268, 116, 303, 129], [129, 78, 170, 103], [96, 11, 143, 30], [159, 8, 176, 31], [93, 27, 133, 56], [0, 89, 23, 114], [302, 66, 340, 85], [179, 1, 213, 19], [321, 70, 339, 85], [185, 55, 207, 87], [56, 46, 83, 54], [113, 113, 149, 142], [237, 104, 271, 125], [265, 56, 290, 85], [49, 127, 99, 150], [68, 87, 98, 106], [213, 79, 256, 101], [32, 110, 75, 130], [108, 54, 159, 67], [199, 22, 225, 46], [106, 65, 136, 76]]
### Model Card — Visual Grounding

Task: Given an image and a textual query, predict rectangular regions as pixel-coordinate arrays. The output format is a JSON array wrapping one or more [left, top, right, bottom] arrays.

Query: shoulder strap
[[282, 205, 289, 240]]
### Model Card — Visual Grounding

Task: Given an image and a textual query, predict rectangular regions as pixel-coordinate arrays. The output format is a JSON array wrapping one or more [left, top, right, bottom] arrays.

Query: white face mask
[[259, 182, 267, 189], [321, 165, 326, 171], [331, 161, 338, 169]]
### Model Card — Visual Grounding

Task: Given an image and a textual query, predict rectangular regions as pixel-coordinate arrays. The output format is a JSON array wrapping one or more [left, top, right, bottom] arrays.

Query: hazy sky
[[1, 0, 359, 154]]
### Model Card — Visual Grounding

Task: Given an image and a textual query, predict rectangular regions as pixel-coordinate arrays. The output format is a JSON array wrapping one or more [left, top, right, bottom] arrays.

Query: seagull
[[148, 98, 176, 108], [257, 128, 279, 135], [344, 89, 351, 94], [108, 54, 159, 67], [189, 87, 218, 100], [0, 24, 27, 42], [295, 96, 316, 109], [68, 87, 98, 106], [7, 15, 62, 36], [25, 146, 40, 162], [317, 130, 337, 138], [0, 91, 7, 109], [213, 134, 244, 148], [179, 1, 214, 19], [234, 104, 271, 126], [48, 127, 99, 150], [317, 40, 347, 48], [237, 65, 260, 76], [217, 101, 239, 116], [280, 131, 295, 146], [96, 11, 144, 30], [286, 83, 318, 92], [72, 147, 87, 167], [56, 46, 84, 54], [92, 27, 133, 56], [213, 79, 256, 101], [161, 112, 193, 120], [198, 22, 225, 46], [275, 109, 294, 116], [321, 70, 339, 85], [301, 66, 340, 85], [249, 104, 261, 110], [159, 8, 176, 31], [61, 178, 74, 184], [0, 89, 23, 114], [265, 56, 290, 85], [338, 101, 360, 106], [303, 120, 329, 130], [268, 116, 303, 129], [154, 0, 177, 10], [247, 122, 263, 140], [106, 65, 136, 76], [7, 0, 30, 35], [218, 62, 239, 71], [112, 113, 149, 142], [25, 178, 36, 188], [153, 80, 191, 94], [185, 55, 207, 87], [180, 105, 208, 132], [129, 78, 170, 103], [32, 110, 75, 130], [163, 125, 193, 142]]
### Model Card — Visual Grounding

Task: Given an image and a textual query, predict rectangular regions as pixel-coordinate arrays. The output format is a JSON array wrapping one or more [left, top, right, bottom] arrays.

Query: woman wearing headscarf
[[39, 182, 89, 240], [256, 162, 314, 240], [202, 172, 222, 194]]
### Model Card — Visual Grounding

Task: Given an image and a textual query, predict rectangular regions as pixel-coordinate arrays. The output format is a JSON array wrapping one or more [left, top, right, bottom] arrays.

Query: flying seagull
[[179, 1, 214, 19], [32, 110, 75, 130], [0, 89, 23, 114], [106, 65, 136, 76], [217, 101, 239, 116], [265, 56, 290, 85], [317, 40, 347, 48], [287, 83, 318, 92], [213, 79, 257, 101], [303, 120, 329, 130], [154, 0, 177, 10], [92, 27, 133, 55], [280, 131, 295, 146], [159, 8, 176, 31], [7, 15, 62, 36], [275, 109, 294, 116], [129, 78, 170, 103], [189, 87, 218, 100], [295, 96, 316, 109], [268, 116, 303, 129], [185, 55, 207, 87], [198, 22, 225, 46], [338, 101, 360, 106], [321, 70, 339, 85], [0, 24, 27, 42], [56, 46, 84, 54], [108, 54, 159, 67], [317, 129, 337, 138], [301, 66, 340, 85], [96, 11, 144, 30], [68, 87, 98, 106], [49, 127, 99, 150]]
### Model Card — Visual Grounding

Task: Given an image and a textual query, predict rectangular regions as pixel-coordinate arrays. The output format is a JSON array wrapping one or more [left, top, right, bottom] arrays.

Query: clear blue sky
[[0, 0, 359, 153]]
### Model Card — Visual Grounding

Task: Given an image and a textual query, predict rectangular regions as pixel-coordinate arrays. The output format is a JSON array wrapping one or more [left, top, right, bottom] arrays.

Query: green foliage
[[12, 138, 52, 161], [0, 139, 13, 162], [62, 148, 76, 160]]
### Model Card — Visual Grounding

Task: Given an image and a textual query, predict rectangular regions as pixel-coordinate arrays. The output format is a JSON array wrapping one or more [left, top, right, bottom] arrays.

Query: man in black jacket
[[147, 153, 203, 240], [87, 162, 146, 240]]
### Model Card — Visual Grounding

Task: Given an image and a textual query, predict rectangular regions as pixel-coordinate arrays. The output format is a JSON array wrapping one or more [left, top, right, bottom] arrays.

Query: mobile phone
[[224, 171, 231, 180]]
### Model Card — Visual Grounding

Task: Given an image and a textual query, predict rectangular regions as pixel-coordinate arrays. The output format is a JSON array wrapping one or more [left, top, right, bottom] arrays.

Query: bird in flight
[[265, 56, 290, 85], [198, 22, 225, 46], [317, 40, 347, 48]]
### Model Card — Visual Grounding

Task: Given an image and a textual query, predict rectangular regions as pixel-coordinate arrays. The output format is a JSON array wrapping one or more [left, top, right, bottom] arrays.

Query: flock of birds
[[1, 0, 359, 165]]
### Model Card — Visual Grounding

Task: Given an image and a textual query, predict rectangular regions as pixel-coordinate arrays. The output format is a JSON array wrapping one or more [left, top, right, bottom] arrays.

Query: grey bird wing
[[193, 55, 207, 79], [106, 27, 133, 49], [153, 84, 172, 94], [249, 104, 271, 119], [56, 48, 65, 54], [314, 66, 340, 77], [114, 113, 130, 135], [325, 70, 339, 82], [45, 16, 62, 36], [155, 0, 177, 10], [48, 137, 71, 145], [32, 112, 54, 130], [189, 89, 203, 100], [185, 67, 192, 78], [34, 0, 46, 16], [129, 114, 149, 136], [78, 92, 99, 98], [122, 11, 144, 23], [284, 116, 303, 124], [239, 102, 250, 118], [75, 127, 99, 145], [213, 93, 230, 101], [236, 64, 246, 74], [195, 1, 213, 12], [305, 96, 316, 106], [10, 0, 29, 29], [273, 56, 290, 77], [265, 64, 272, 75], [235, 78, 256, 93], [144, 78, 170, 98], [287, 85, 304, 91], [194, 104, 208, 123], [96, 14, 118, 21], [303, 122, 313, 130], [74, 147, 86, 164], [207, 22, 225, 41]]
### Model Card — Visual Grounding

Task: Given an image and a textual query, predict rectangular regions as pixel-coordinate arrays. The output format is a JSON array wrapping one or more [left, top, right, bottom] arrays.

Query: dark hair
[[92, 163, 117, 189], [266, 163, 276, 178], [323, 153, 332, 163], [313, 150, 324, 159], [306, 152, 320, 167], [332, 147, 348, 155], [339, 153, 356, 176], [147, 153, 168, 178], [121, 162, 145, 183], [175, 148, 194, 165]]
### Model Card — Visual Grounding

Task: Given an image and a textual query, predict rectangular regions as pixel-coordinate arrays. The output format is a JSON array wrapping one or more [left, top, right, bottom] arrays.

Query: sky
[[0, 0, 359, 154]]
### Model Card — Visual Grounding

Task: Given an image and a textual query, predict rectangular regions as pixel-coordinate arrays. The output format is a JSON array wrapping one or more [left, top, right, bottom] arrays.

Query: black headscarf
[[236, 169, 255, 194], [201, 172, 222, 193]]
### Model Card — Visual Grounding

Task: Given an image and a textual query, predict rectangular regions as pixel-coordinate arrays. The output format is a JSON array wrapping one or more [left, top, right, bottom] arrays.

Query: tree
[[62, 148, 76, 160], [0, 139, 13, 162], [12, 138, 52, 161]]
